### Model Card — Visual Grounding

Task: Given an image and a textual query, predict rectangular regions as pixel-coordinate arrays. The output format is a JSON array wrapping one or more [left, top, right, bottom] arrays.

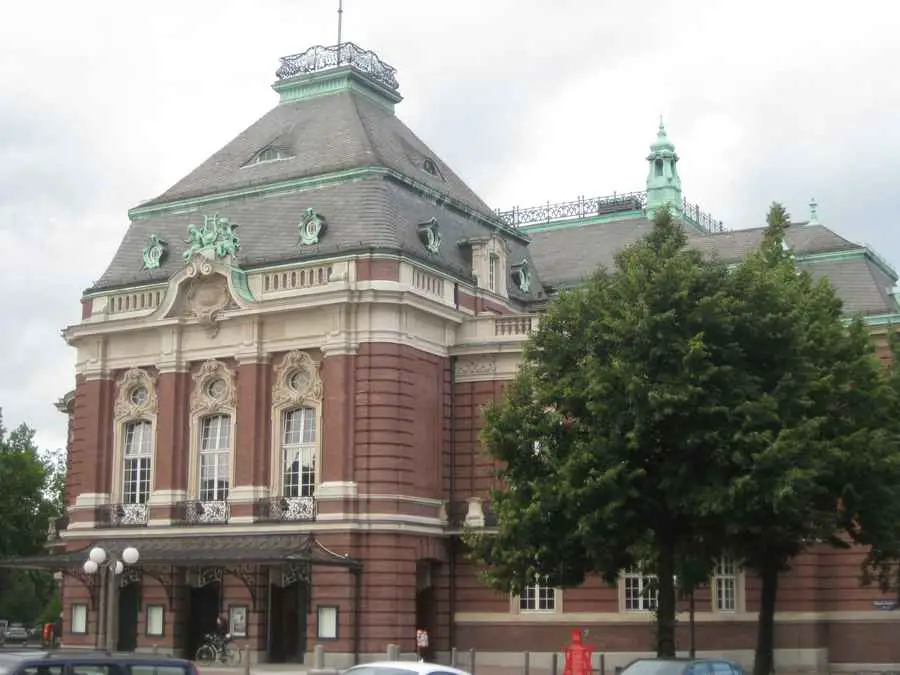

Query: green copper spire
[[645, 118, 683, 218]]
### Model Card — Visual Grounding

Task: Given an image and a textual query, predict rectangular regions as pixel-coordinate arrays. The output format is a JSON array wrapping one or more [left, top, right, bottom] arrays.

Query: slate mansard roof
[[90, 45, 542, 302], [527, 217, 899, 317]]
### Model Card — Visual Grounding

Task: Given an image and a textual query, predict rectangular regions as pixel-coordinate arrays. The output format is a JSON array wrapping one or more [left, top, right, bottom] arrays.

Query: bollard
[[450, 647, 458, 668], [524, 651, 530, 675], [469, 648, 476, 675], [551, 652, 558, 675], [387, 643, 400, 661], [314, 644, 326, 670], [600, 654, 606, 675]]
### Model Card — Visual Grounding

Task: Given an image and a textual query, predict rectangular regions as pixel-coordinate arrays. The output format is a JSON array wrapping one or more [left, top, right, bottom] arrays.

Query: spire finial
[[808, 197, 820, 226], [337, 0, 344, 61]]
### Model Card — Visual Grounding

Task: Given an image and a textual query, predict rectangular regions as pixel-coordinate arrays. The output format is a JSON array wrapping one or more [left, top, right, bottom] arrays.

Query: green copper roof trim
[[519, 210, 645, 234], [272, 66, 400, 111], [129, 166, 527, 243], [230, 268, 255, 303], [855, 313, 900, 327]]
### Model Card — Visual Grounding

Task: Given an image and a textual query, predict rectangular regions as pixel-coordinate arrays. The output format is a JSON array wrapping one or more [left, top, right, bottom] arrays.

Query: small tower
[[807, 197, 820, 226], [646, 118, 683, 218]]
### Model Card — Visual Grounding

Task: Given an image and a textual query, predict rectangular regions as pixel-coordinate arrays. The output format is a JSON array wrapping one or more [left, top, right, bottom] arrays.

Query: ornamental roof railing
[[682, 198, 726, 234], [276, 42, 400, 92], [496, 192, 648, 228]]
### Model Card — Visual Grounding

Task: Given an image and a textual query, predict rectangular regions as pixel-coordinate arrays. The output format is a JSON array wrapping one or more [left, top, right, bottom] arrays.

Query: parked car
[[620, 659, 748, 675], [3, 625, 27, 647], [342, 662, 472, 675], [0, 650, 198, 675]]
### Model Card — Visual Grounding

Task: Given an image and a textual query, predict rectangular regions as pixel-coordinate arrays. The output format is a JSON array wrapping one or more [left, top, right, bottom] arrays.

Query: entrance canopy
[[0, 533, 363, 570]]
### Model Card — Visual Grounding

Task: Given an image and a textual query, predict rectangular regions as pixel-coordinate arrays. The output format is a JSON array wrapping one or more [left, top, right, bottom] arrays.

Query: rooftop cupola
[[272, 42, 403, 111], [645, 118, 683, 217]]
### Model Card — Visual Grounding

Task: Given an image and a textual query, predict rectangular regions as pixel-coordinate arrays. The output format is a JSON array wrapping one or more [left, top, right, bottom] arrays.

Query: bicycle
[[195, 633, 241, 666]]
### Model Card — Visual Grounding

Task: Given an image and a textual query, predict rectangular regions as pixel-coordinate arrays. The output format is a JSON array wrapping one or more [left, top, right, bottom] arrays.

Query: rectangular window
[[519, 578, 555, 612], [70, 603, 88, 634], [123, 421, 153, 504], [713, 558, 737, 611], [199, 414, 231, 501], [623, 566, 658, 611], [282, 408, 317, 497], [488, 254, 498, 292]]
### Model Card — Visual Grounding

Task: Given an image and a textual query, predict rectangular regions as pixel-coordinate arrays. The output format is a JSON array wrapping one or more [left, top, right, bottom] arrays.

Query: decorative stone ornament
[[142, 234, 168, 270], [298, 208, 327, 246], [183, 214, 240, 262], [114, 368, 158, 420], [511, 258, 531, 293], [183, 276, 232, 338], [272, 350, 322, 408], [190, 360, 236, 416], [417, 218, 442, 254]]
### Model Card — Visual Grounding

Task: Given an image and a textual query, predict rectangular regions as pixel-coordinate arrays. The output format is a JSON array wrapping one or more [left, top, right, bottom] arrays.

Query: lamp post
[[82, 545, 140, 652]]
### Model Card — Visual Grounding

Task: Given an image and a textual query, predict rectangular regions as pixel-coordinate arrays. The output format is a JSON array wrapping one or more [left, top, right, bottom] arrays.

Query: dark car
[[0, 650, 198, 675], [620, 658, 748, 675]]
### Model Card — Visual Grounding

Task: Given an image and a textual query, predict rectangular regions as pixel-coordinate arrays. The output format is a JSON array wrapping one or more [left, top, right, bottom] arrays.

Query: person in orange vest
[[563, 629, 593, 675], [42, 623, 53, 647]]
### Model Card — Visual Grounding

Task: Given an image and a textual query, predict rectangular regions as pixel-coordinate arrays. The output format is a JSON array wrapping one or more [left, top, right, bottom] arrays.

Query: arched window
[[281, 407, 317, 497], [122, 420, 153, 505], [199, 413, 231, 502]]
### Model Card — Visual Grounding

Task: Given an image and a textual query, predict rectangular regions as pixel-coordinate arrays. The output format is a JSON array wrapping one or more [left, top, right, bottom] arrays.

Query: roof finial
[[337, 0, 344, 62], [808, 197, 819, 226]]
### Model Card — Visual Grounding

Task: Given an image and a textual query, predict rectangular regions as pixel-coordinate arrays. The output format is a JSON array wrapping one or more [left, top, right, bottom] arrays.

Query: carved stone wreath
[[114, 368, 158, 420], [272, 350, 322, 408], [191, 360, 236, 416]]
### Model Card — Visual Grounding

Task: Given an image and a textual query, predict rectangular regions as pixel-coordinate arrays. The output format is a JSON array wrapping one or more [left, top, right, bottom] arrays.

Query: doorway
[[186, 581, 221, 658], [415, 561, 436, 662], [267, 578, 308, 663], [117, 582, 141, 652]]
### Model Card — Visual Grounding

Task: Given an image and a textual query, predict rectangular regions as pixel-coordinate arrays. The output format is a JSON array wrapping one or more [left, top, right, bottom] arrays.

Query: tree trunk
[[753, 563, 780, 675], [656, 540, 677, 657]]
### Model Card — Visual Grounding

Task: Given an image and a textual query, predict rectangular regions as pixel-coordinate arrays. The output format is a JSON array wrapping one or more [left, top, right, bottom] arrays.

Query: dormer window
[[423, 158, 438, 176], [417, 218, 442, 254], [511, 259, 531, 293], [246, 146, 292, 167]]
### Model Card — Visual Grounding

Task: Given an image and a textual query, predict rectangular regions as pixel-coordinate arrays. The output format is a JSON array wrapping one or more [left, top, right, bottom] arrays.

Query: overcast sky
[[1, 0, 898, 451]]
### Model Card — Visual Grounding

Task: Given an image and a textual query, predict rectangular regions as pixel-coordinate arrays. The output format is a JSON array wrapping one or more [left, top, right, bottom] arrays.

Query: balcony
[[256, 496, 317, 522], [97, 503, 149, 527], [176, 500, 230, 525], [456, 314, 539, 347]]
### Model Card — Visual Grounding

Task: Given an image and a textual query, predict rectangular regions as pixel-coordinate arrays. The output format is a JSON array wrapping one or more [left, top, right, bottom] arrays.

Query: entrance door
[[267, 580, 307, 663], [117, 582, 141, 652], [186, 582, 221, 658], [415, 561, 436, 662]]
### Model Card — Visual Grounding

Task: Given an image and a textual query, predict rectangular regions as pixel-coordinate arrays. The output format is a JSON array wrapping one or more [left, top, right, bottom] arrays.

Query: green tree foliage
[[466, 206, 754, 656], [722, 203, 900, 675], [466, 202, 900, 667], [0, 409, 66, 624]]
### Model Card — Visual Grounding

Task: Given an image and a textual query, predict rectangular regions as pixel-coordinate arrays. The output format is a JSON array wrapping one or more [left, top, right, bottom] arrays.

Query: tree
[[718, 203, 900, 675], [0, 409, 64, 623], [466, 206, 757, 656]]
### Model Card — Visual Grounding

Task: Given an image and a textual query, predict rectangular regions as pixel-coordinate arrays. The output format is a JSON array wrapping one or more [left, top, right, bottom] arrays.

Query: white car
[[343, 662, 471, 675]]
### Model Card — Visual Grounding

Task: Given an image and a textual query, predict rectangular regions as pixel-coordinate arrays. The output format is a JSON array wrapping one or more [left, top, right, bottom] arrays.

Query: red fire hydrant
[[563, 629, 593, 675]]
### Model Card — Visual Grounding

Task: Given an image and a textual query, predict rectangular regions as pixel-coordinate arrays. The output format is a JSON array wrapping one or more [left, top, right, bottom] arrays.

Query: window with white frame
[[623, 566, 658, 611], [199, 414, 231, 501], [282, 407, 317, 497], [713, 558, 738, 611], [488, 254, 498, 292], [122, 421, 153, 504], [519, 577, 555, 612]]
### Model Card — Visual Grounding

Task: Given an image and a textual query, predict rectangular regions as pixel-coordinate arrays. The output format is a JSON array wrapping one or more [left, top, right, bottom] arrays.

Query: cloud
[[0, 0, 898, 452]]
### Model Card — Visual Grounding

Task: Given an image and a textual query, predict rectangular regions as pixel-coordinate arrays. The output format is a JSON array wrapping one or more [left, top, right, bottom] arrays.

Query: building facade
[[24, 42, 900, 670]]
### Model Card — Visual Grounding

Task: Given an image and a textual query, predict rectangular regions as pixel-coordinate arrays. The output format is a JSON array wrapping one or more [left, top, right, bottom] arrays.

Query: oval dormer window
[[423, 158, 438, 176]]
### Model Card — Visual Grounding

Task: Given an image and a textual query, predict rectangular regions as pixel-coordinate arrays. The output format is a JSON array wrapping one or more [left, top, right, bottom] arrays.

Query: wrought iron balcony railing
[[176, 500, 230, 525], [97, 503, 149, 527], [256, 496, 316, 522]]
